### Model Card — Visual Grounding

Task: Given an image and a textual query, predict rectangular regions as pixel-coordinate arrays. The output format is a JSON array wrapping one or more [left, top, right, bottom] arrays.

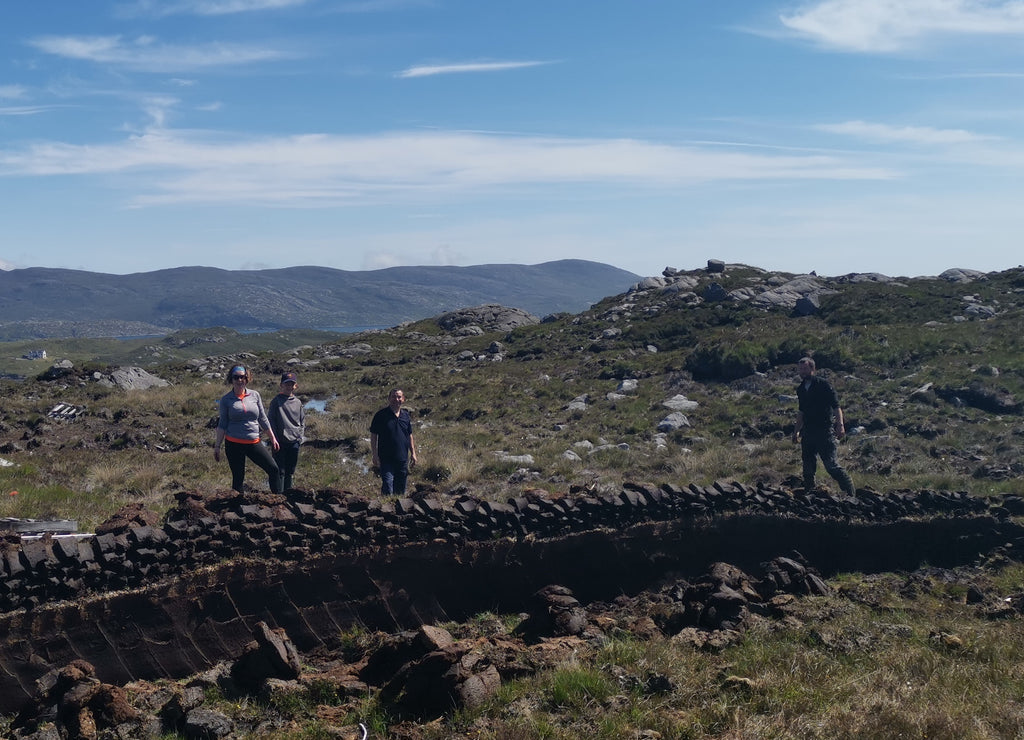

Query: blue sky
[[2, 1, 1024, 278]]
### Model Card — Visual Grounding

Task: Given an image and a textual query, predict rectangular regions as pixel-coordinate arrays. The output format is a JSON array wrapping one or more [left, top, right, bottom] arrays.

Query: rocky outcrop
[[101, 367, 170, 391], [436, 305, 539, 334]]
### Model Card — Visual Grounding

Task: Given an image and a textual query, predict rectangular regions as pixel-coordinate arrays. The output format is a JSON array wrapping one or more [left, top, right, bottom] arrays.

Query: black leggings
[[224, 440, 281, 493]]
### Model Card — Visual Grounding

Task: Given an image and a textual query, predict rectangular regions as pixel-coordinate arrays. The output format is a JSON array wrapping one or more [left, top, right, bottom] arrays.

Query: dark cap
[[280, 372, 297, 384]]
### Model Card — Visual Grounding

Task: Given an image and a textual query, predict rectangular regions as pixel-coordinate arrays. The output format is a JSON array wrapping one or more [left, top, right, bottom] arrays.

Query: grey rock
[[940, 268, 987, 283], [703, 282, 728, 302], [794, 295, 820, 316], [436, 304, 539, 333], [964, 304, 997, 319], [109, 367, 170, 391], [633, 276, 667, 291], [663, 395, 699, 412], [494, 452, 535, 465], [657, 412, 691, 432], [184, 708, 234, 739]]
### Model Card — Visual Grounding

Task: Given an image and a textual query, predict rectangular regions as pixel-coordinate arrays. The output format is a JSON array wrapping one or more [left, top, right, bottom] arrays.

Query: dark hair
[[798, 357, 816, 370], [225, 365, 251, 385]]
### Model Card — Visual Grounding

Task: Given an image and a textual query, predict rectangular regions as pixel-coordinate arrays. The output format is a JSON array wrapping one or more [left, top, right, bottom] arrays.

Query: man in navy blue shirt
[[370, 388, 417, 495], [792, 357, 855, 495]]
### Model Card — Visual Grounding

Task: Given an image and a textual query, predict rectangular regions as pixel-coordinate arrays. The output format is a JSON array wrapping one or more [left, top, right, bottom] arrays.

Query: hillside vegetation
[[3, 261, 1024, 739], [4, 261, 1022, 527]]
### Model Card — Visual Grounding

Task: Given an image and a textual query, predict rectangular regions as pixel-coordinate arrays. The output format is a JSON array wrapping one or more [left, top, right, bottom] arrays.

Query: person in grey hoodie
[[214, 365, 281, 493], [268, 372, 306, 492]]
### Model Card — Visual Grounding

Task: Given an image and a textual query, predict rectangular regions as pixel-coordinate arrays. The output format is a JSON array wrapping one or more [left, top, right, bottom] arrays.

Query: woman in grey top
[[213, 365, 281, 493]]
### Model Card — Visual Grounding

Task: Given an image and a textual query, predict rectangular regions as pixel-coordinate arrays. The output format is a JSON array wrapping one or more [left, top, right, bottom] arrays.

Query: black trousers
[[801, 431, 854, 494], [224, 439, 281, 494], [273, 441, 301, 491]]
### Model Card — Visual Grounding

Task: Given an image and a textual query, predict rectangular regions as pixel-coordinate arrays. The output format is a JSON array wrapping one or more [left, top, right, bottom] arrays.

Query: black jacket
[[797, 375, 840, 431]]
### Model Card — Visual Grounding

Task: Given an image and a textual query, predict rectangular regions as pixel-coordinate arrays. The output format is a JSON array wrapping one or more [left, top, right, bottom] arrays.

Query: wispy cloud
[[118, 0, 308, 17], [0, 129, 894, 208], [0, 85, 28, 100], [28, 35, 291, 72], [335, 0, 435, 11], [817, 120, 997, 144], [781, 0, 1024, 53], [397, 61, 549, 78], [0, 106, 51, 117], [119, 0, 427, 16]]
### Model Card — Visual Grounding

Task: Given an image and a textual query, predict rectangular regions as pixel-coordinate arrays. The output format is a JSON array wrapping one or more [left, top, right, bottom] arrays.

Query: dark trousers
[[273, 441, 301, 491], [379, 458, 409, 496], [225, 440, 281, 494], [801, 432, 854, 494]]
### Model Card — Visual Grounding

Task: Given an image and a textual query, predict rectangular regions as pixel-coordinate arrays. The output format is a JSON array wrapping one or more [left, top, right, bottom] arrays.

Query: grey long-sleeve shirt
[[218, 389, 271, 443], [268, 393, 305, 445]]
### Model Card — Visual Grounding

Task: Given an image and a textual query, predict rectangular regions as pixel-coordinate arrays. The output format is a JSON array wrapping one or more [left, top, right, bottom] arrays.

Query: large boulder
[[108, 367, 170, 391], [436, 305, 539, 334]]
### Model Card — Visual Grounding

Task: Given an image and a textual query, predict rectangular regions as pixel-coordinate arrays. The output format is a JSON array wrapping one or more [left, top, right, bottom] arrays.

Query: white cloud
[[118, 0, 308, 17], [0, 259, 16, 271], [781, 0, 1024, 52], [0, 85, 28, 100], [28, 35, 290, 72], [817, 120, 997, 144], [119, 0, 425, 16], [362, 250, 404, 269], [397, 61, 549, 78], [0, 106, 50, 117], [429, 244, 465, 265], [0, 129, 895, 208]]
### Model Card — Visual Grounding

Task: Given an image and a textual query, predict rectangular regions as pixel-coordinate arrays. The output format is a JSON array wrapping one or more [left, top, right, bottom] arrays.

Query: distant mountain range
[[0, 260, 641, 340]]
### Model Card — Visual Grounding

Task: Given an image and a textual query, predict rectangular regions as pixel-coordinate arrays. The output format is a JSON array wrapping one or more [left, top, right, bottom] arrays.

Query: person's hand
[[270, 437, 280, 452], [214, 447, 221, 461], [791, 431, 799, 444], [410, 452, 417, 467], [834, 423, 845, 438]]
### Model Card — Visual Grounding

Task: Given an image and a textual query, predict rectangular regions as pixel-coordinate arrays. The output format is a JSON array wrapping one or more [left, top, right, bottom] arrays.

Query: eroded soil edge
[[2, 482, 1022, 714]]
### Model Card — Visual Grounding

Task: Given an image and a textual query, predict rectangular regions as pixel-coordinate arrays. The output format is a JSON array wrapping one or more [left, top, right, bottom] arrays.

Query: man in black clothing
[[370, 388, 417, 495], [792, 357, 855, 495]]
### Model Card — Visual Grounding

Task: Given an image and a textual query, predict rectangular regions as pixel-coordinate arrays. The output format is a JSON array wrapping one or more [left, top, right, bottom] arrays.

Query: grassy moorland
[[3, 263, 1024, 738]]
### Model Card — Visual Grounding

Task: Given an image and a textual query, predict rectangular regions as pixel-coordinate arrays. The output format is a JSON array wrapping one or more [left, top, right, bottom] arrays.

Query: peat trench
[[2, 480, 1024, 715]]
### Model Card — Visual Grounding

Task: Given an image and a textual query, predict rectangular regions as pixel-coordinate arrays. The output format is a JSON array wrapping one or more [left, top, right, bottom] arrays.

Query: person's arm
[[409, 432, 417, 467], [257, 394, 280, 451], [829, 382, 845, 437], [792, 410, 804, 443], [834, 407, 846, 438], [267, 397, 281, 440], [370, 432, 379, 468], [215, 396, 227, 460]]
